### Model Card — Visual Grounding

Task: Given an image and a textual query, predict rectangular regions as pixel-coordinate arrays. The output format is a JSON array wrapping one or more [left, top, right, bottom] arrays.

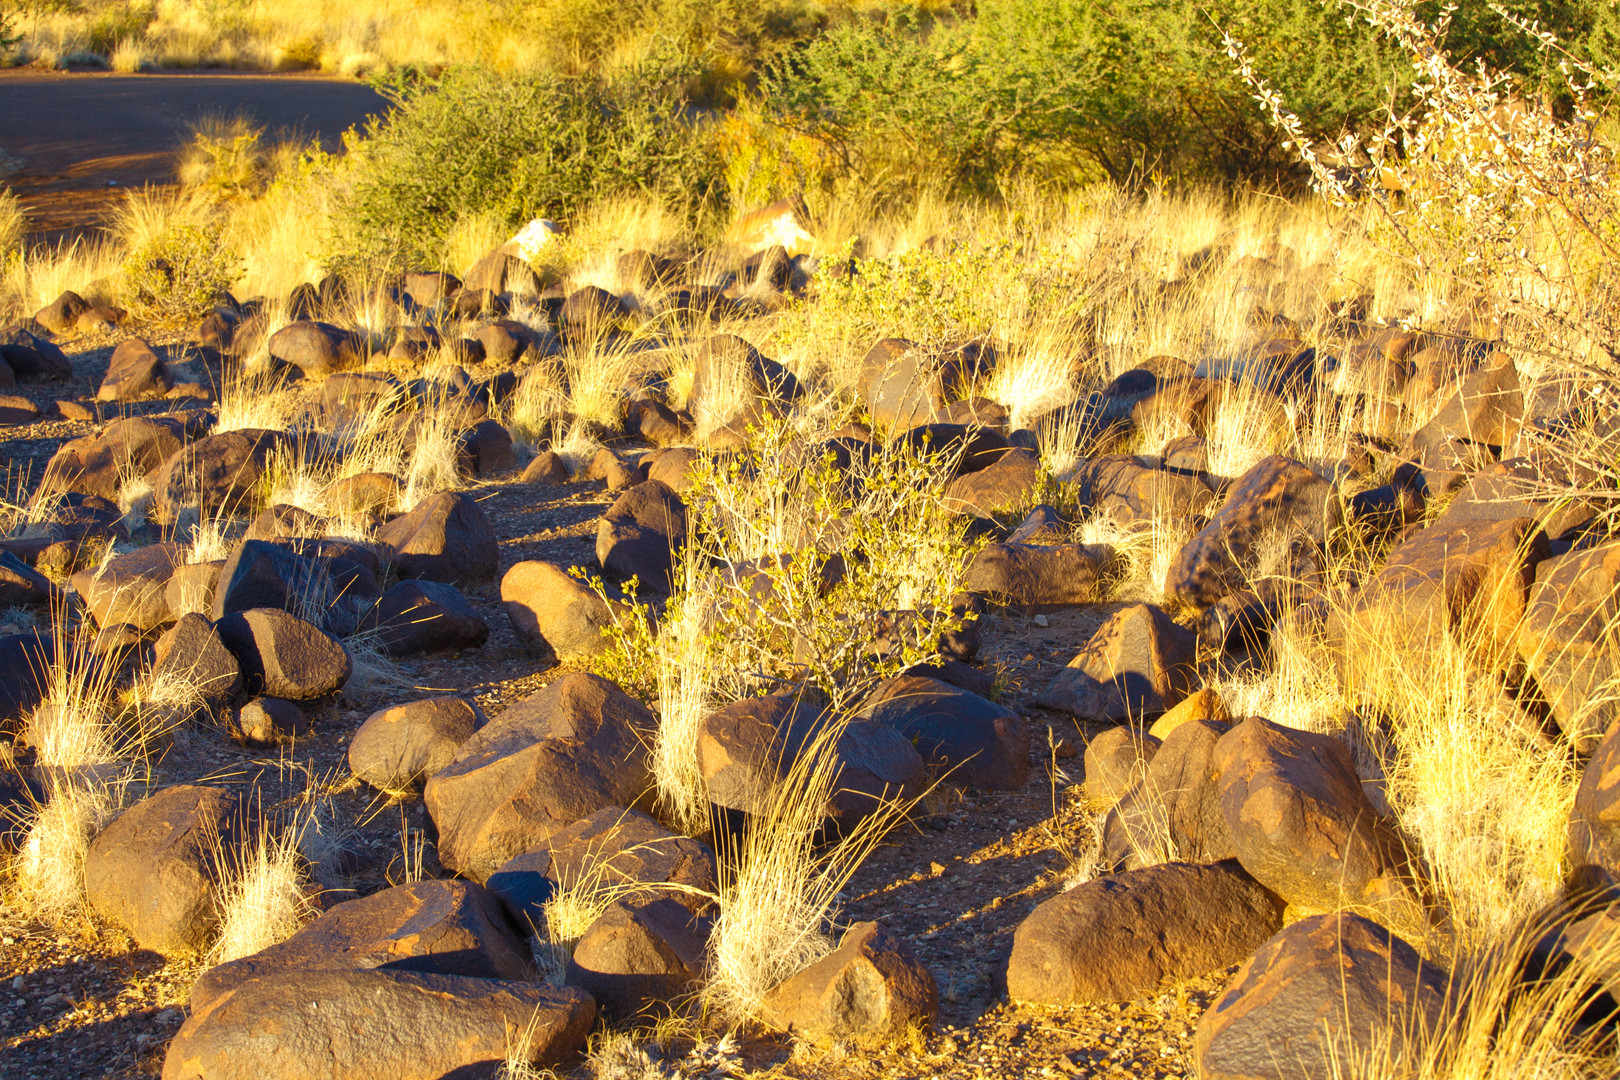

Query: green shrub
[[123, 222, 241, 325], [329, 63, 727, 270]]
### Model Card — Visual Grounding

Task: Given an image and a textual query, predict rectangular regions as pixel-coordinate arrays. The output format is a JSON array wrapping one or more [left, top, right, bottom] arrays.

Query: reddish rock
[[1035, 603, 1197, 722], [761, 922, 937, 1048]]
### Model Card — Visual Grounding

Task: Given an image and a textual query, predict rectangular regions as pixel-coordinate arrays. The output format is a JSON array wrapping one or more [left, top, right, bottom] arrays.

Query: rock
[[1162, 434, 1209, 473], [151, 429, 289, 524], [151, 613, 242, 712], [215, 608, 352, 700], [266, 320, 362, 378], [1076, 455, 1217, 525], [1007, 861, 1283, 1004], [486, 807, 716, 935], [1436, 455, 1593, 539], [646, 447, 700, 493], [71, 542, 188, 631], [0, 394, 39, 425], [377, 491, 499, 585], [856, 676, 1028, 790], [1149, 686, 1229, 741], [37, 416, 187, 502], [465, 249, 544, 295], [1195, 913, 1450, 1080], [0, 631, 55, 734], [700, 694, 926, 824], [587, 447, 646, 492], [690, 334, 802, 421], [890, 423, 1010, 477], [567, 899, 709, 1018], [327, 472, 401, 518], [476, 321, 531, 365], [1404, 357, 1523, 471], [236, 697, 310, 743], [97, 338, 172, 402], [360, 579, 490, 656], [243, 504, 326, 542], [349, 696, 486, 791], [0, 549, 54, 606], [34, 290, 90, 334], [1083, 727, 1160, 808], [761, 922, 937, 1048], [1568, 719, 1620, 879], [961, 543, 1106, 609], [0, 324, 74, 381], [459, 418, 517, 476], [560, 285, 626, 332], [859, 338, 990, 432], [1518, 541, 1620, 750], [424, 673, 656, 881], [85, 785, 243, 956], [1166, 455, 1338, 609], [1345, 515, 1548, 679], [403, 270, 461, 307], [1034, 603, 1198, 722], [501, 560, 626, 662], [210, 539, 377, 635], [942, 447, 1039, 517], [163, 970, 593, 1080], [190, 879, 535, 1012], [1103, 718, 1235, 870], [313, 372, 404, 431], [596, 480, 688, 591], [1215, 717, 1416, 919], [521, 451, 571, 486]]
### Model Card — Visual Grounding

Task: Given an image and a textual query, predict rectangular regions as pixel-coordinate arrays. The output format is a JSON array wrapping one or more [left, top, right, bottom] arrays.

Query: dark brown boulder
[[189, 879, 533, 1012], [214, 608, 351, 700], [376, 490, 499, 585], [700, 694, 926, 824], [856, 676, 1028, 790], [1165, 455, 1337, 609], [501, 560, 624, 662], [151, 429, 289, 524], [1568, 719, 1620, 880], [266, 320, 362, 378], [348, 696, 486, 791], [586, 447, 646, 492], [521, 452, 571, 486], [1035, 603, 1197, 722], [962, 542, 1106, 609], [1215, 717, 1417, 920], [424, 673, 656, 881], [162, 970, 592, 1080], [942, 447, 1039, 517], [1346, 515, 1548, 678], [760, 922, 937, 1048], [1076, 454, 1217, 525], [1007, 861, 1283, 1004], [235, 696, 310, 743], [34, 290, 90, 334], [1519, 542, 1620, 750], [486, 806, 716, 935], [1103, 717, 1235, 869], [566, 898, 709, 1018], [359, 579, 489, 656], [1083, 727, 1160, 808], [151, 613, 242, 712], [97, 338, 172, 402], [596, 480, 687, 591], [85, 785, 243, 956], [37, 415, 187, 502], [1195, 913, 1450, 1080], [71, 542, 188, 631], [0, 324, 73, 381]]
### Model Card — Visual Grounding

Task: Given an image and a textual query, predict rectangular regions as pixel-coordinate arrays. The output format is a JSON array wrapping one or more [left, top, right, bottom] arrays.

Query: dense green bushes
[[331, 64, 726, 267]]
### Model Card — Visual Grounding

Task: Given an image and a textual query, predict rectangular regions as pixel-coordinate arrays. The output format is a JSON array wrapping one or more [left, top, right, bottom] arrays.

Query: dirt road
[[0, 69, 386, 242]]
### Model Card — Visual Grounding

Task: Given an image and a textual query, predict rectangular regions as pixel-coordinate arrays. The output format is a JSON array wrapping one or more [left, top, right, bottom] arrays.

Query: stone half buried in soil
[[760, 921, 938, 1049], [1034, 602, 1197, 723], [189, 879, 535, 1013], [162, 970, 593, 1080], [348, 695, 487, 792], [566, 897, 711, 1019], [1007, 860, 1283, 1005]]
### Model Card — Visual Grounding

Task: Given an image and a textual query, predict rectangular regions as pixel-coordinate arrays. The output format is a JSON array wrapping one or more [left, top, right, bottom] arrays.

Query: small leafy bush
[[331, 63, 727, 269], [123, 222, 241, 325]]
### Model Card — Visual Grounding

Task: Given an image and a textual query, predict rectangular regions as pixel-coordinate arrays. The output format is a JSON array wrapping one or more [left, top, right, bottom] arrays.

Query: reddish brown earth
[[0, 70, 385, 243]]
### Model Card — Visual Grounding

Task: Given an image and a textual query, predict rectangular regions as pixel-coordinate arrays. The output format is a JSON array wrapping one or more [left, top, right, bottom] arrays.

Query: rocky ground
[[0, 221, 1616, 1080]]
